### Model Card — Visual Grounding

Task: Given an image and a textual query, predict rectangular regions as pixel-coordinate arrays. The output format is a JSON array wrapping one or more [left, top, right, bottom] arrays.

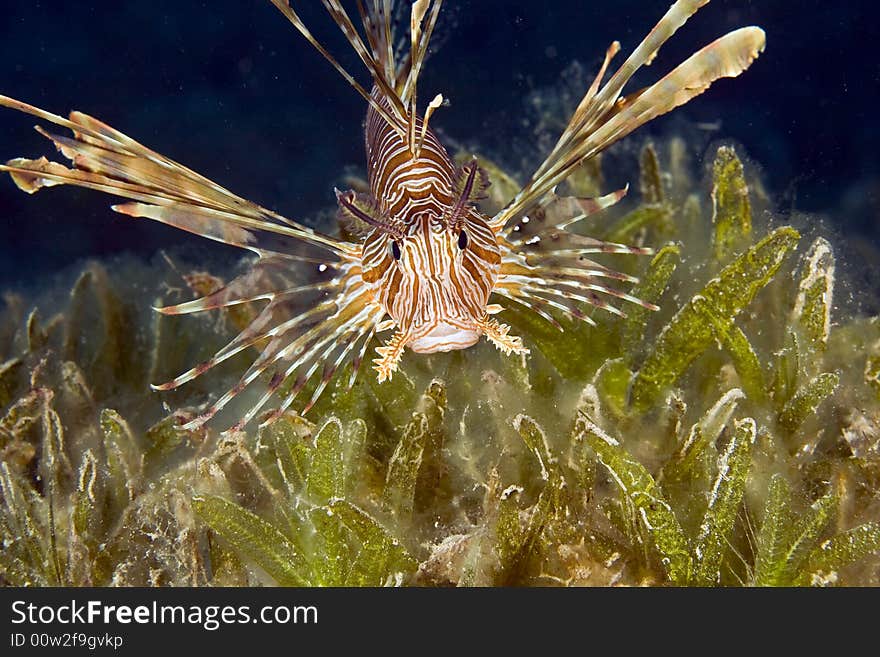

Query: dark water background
[[0, 0, 877, 288]]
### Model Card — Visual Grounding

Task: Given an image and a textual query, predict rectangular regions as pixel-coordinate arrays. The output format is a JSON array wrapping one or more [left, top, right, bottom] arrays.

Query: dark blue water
[[1, 1, 877, 287]]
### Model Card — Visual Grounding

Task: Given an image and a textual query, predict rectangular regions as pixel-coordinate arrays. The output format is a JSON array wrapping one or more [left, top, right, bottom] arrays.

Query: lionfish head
[[361, 208, 501, 353]]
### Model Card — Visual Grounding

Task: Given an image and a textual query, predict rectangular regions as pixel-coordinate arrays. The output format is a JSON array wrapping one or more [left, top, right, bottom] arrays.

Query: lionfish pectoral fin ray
[[347, 319, 382, 390], [177, 287, 378, 432], [517, 263, 640, 285], [508, 230, 652, 257], [490, 0, 765, 231], [553, 186, 629, 230], [501, 186, 628, 241], [375, 319, 396, 332], [155, 278, 335, 316], [0, 95, 353, 259], [537, 38, 620, 173], [476, 316, 529, 356], [373, 329, 409, 382], [493, 289, 564, 332], [151, 298, 330, 393], [578, 41, 621, 119], [504, 286, 598, 328], [585, 27, 766, 160], [300, 314, 381, 414]]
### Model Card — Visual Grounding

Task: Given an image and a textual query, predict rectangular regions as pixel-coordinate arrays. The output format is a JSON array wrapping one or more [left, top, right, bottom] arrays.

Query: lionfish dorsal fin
[[269, 1, 403, 132], [270, 1, 444, 139], [400, 0, 443, 104], [316, 1, 407, 112], [357, 0, 397, 84]]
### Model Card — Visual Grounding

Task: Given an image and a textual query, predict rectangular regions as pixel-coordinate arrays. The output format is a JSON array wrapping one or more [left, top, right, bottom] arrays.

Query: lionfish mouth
[[407, 321, 480, 353]]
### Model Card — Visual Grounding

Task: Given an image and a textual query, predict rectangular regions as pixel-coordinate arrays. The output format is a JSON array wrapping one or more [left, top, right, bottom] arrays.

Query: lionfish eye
[[457, 230, 468, 250], [391, 240, 402, 261]]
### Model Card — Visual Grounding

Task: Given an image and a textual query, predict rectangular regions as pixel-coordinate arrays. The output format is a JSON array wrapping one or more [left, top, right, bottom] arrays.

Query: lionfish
[[0, 1, 764, 430]]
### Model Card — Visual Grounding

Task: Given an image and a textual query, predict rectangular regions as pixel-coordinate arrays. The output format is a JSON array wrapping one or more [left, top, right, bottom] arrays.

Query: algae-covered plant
[[2, 132, 880, 586]]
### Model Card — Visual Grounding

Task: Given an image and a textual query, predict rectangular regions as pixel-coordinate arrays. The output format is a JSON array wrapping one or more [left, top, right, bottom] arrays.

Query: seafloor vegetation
[[3, 111, 880, 586]]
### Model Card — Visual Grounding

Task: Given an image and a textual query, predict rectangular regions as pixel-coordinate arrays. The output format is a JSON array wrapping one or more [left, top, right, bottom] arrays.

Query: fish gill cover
[[0, 1, 879, 586]]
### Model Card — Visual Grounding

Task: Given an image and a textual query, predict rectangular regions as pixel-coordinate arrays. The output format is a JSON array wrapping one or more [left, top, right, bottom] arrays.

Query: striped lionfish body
[[361, 91, 503, 360], [0, 1, 765, 430]]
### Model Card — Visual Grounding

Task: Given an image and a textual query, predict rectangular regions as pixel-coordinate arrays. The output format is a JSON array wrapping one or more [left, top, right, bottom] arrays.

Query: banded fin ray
[[502, 187, 629, 242], [156, 256, 339, 315], [491, 0, 765, 229], [177, 285, 383, 431], [269, 0, 405, 130], [0, 95, 352, 258], [154, 292, 340, 392], [508, 231, 652, 257]]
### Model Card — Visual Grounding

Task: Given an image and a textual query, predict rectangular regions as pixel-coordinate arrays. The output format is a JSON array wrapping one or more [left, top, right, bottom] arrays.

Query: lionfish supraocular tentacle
[[1, 0, 765, 430]]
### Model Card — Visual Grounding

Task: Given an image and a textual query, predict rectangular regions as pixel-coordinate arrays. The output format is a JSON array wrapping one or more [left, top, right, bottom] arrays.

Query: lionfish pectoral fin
[[372, 329, 409, 383], [476, 316, 529, 356], [0, 95, 380, 431], [503, 186, 630, 241], [0, 95, 352, 259], [269, 1, 404, 131], [490, 0, 765, 230], [586, 27, 766, 158]]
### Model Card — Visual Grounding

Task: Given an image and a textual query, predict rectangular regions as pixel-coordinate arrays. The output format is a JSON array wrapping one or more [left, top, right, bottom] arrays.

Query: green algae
[[193, 495, 311, 586], [691, 418, 755, 586], [778, 372, 840, 434], [794, 522, 880, 586], [579, 415, 692, 585], [711, 146, 753, 263], [621, 243, 680, 365], [630, 226, 801, 411], [2, 133, 880, 587], [639, 143, 665, 206]]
